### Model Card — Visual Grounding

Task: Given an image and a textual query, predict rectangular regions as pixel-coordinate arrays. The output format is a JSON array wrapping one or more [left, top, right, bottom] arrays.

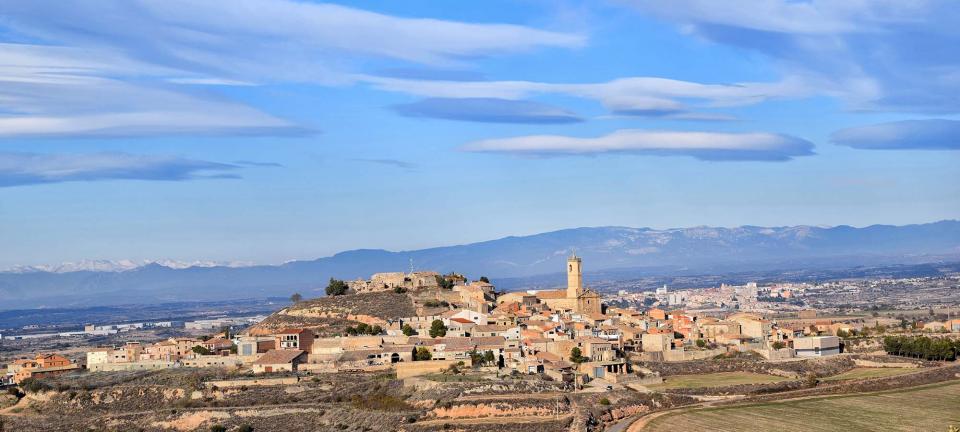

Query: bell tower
[[567, 253, 582, 299]]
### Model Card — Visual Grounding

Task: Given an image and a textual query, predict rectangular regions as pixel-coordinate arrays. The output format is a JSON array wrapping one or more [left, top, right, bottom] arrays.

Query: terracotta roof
[[253, 349, 305, 365], [450, 318, 474, 324], [534, 289, 568, 299]]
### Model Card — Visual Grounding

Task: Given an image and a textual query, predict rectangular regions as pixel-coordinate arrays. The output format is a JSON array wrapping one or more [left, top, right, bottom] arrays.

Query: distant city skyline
[[1, 1, 958, 268]]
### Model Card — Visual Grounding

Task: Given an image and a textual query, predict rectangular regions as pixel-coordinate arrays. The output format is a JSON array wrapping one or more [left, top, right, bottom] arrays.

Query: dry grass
[[644, 380, 960, 432], [821, 367, 917, 382], [646, 372, 788, 390]]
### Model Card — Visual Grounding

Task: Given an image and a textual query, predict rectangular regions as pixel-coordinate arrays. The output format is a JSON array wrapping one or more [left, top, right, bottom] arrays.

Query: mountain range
[[2, 220, 958, 310]]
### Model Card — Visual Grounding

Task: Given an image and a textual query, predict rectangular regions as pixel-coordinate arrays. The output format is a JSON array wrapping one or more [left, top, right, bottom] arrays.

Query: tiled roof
[[253, 349, 305, 365]]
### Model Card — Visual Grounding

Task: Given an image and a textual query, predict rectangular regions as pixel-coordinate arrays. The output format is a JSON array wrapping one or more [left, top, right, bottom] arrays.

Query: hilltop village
[[2, 255, 960, 431]]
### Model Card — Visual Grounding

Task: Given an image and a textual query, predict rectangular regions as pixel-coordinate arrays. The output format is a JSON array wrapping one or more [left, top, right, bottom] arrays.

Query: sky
[[0, 0, 958, 268]]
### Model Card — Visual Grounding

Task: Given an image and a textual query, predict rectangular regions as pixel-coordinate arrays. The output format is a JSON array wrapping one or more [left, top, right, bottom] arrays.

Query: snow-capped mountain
[[1, 220, 958, 309], [3, 259, 254, 274]]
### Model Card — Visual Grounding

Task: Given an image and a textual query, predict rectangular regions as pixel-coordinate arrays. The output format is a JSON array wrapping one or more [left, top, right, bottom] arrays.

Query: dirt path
[[455, 392, 567, 401], [414, 414, 572, 426], [0, 395, 31, 416]]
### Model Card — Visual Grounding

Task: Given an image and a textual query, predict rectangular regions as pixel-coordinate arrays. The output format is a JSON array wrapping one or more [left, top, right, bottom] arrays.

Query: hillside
[[2, 220, 959, 309], [248, 291, 418, 336]]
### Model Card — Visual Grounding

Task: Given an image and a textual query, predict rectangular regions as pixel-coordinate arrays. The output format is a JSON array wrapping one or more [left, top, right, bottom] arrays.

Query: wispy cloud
[[352, 158, 418, 170], [0, 43, 310, 138], [0, 0, 584, 138], [363, 74, 810, 120], [620, 0, 960, 114], [462, 129, 815, 161], [0, 152, 246, 187], [831, 119, 960, 150], [392, 98, 583, 124], [233, 160, 284, 168]]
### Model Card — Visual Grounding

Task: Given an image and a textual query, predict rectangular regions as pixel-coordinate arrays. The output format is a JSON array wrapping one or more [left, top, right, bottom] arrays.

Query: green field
[[644, 380, 960, 432], [646, 372, 789, 390], [821, 367, 918, 382]]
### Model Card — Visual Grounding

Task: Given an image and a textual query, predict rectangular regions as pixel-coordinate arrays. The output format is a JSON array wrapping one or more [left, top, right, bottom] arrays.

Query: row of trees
[[468, 349, 497, 367], [883, 335, 960, 361], [344, 323, 383, 336]]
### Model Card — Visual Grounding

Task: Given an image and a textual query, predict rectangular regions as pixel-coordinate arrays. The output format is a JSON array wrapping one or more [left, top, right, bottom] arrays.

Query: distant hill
[[2, 220, 958, 310]]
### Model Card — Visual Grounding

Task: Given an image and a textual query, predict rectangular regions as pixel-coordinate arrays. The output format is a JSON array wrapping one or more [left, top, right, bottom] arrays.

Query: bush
[[19, 378, 51, 394], [569, 347, 586, 364], [599, 397, 611, 405], [238, 425, 254, 432], [414, 347, 432, 361], [429, 320, 447, 338], [325, 278, 349, 296], [209, 426, 226, 432]]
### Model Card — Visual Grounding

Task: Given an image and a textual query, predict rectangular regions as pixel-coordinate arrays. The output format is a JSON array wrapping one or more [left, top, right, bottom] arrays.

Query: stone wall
[[396, 359, 472, 379]]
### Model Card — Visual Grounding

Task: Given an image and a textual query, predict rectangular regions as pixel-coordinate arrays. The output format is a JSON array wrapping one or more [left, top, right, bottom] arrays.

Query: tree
[[804, 372, 818, 388], [771, 341, 786, 350], [483, 350, 496, 365], [414, 347, 432, 361], [429, 319, 447, 338], [402, 324, 416, 337], [290, 293, 303, 303], [435, 275, 454, 290], [479, 276, 490, 283], [192, 345, 212, 356], [569, 347, 586, 364], [695, 339, 706, 348], [325, 278, 349, 296], [209, 426, 226, 432]]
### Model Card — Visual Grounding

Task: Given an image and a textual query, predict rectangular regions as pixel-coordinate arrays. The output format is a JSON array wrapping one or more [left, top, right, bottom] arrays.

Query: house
[[236, 336, 276, 360], [201, 337, 234, 355], [641, 330, 672, 352], [646, 308, 666, 321], [12, 353, 79, 383], [142, 338, 202, 361], [949, 319, 960, 332], [275, 329, 315, 353], [793, 336, 840, 357], [252, 349, 307, 373]]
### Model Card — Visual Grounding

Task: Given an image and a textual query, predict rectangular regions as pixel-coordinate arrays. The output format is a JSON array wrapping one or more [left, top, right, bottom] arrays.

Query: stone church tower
[[567, 253, 583, 299], [567, 253, 601, 315]]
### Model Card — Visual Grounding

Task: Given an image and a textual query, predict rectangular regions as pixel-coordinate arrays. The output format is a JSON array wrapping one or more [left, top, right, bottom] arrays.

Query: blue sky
[[0, 0, 958, 268]]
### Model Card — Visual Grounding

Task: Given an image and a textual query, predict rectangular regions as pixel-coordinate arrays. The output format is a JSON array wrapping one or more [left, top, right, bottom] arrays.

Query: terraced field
[[821, 367, 918, 381], [643, 380, 960, 432], [646, 372, 789, 390]]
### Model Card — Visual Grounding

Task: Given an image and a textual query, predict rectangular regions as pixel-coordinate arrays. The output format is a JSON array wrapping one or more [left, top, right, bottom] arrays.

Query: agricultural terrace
[[645, 372, 789, 390], [644, 380, 960, 432]]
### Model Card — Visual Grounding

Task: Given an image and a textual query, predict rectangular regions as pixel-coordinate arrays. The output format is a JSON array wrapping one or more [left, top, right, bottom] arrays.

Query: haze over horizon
[[1, 1, 958, 269]]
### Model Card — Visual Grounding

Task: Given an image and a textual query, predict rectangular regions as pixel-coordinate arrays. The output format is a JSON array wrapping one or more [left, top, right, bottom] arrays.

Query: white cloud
[[1, 0, 584, 82], [620, 0, 960, 114], [0, 44, 305, 137], [0, 1, 584, 138], [462, 129, 815, 161]]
